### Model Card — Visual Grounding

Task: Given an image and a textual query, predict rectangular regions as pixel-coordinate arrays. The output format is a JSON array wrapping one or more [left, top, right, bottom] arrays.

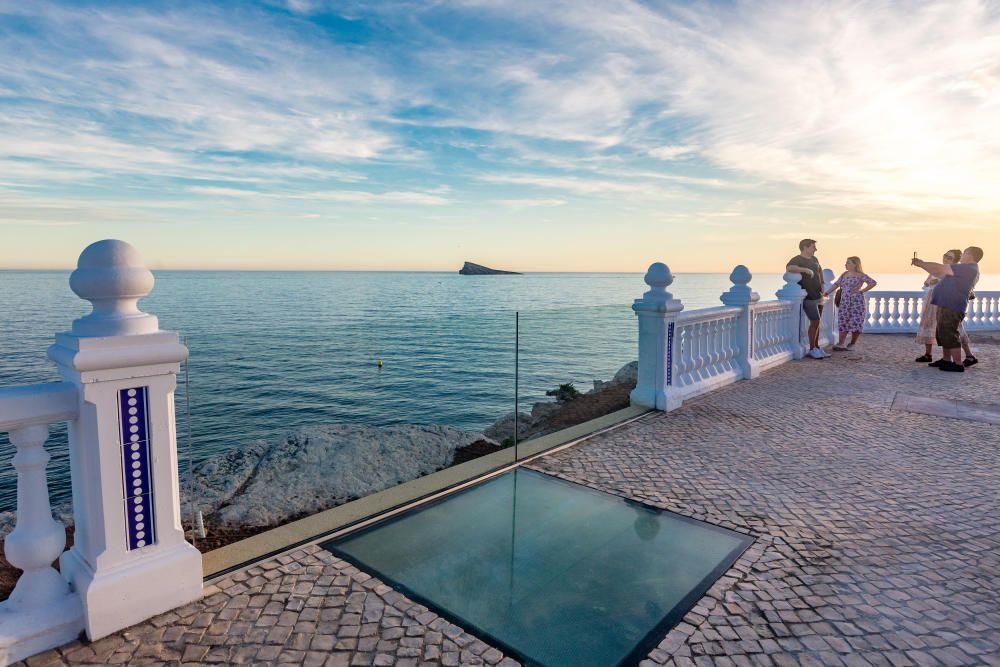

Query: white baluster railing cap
[[634, 262, 683, 313], [776, 271, 807, 300], [69, 240, 159, 337], [721, 264, 759, 306]]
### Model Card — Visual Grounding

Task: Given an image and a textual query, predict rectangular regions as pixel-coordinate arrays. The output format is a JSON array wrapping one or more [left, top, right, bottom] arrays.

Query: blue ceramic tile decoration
[[118, 386, 155, 551]]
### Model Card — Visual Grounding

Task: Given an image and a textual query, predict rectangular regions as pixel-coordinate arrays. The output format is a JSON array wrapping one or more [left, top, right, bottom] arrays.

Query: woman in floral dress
[[914, 249, 977, 365], [824, 257, 877, 351]]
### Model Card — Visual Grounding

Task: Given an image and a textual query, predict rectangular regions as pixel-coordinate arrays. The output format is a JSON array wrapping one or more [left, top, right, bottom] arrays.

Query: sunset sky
[[1, 1, 998, 272]]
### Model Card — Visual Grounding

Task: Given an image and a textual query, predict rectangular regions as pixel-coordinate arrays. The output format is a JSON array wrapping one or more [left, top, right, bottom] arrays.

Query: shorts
[[935, 307, 965, 349], [803, 299, 823, 322]]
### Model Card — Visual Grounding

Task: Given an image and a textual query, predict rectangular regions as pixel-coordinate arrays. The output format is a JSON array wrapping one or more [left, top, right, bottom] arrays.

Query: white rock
[[209, 424, 486, 528]]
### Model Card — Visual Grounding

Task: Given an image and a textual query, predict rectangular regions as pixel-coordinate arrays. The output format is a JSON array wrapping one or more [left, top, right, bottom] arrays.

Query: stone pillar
[[776, 272, 808, 359], [47, 240, 201, 640], [720, 265, 761, 380], [821, 268, 837, 347], [630, 263, 684, 411]]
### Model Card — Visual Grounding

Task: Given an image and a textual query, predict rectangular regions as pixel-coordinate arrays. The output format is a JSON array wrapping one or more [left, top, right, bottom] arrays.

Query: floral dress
[[830, 273, 877, 333]]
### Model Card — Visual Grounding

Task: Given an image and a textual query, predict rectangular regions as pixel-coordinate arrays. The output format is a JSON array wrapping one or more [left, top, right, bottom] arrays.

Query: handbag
[[834, 288, 842, 307]]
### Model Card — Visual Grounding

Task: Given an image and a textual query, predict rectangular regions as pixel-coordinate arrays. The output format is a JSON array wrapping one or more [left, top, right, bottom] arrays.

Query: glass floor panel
[[323, 468, 752, 667]]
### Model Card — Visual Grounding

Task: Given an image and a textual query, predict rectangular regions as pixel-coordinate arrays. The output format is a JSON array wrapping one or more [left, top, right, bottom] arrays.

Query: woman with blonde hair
[[914, 249, 977, 365], [824, 256, 877, 351]]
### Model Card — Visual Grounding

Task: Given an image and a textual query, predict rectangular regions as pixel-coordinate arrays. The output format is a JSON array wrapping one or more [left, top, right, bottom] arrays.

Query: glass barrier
[[514, 304, 637, 456], [173, 302, 519, 554]]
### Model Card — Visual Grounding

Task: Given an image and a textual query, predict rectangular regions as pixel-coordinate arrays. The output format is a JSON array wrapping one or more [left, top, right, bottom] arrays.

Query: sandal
[[915, 354, 932, 362], [963, 356, 978, 367], [833, 345, 848, 351]]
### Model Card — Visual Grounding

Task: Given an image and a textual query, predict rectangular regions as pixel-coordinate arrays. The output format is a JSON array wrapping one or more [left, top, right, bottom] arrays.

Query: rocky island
[[458, 261, 521, 275]]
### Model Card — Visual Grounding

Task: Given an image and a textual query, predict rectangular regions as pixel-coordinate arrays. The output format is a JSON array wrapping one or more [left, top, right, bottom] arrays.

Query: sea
[[2, 270, 998, 513]]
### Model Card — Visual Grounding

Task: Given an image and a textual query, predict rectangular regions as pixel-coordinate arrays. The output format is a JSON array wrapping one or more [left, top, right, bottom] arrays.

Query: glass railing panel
[[514, 304, 637, 456], [171, 308, 519, 555]]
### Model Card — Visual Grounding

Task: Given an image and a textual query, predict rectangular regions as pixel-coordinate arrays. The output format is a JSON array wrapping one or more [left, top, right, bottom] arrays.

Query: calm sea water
[[2, 270, 996, 513]]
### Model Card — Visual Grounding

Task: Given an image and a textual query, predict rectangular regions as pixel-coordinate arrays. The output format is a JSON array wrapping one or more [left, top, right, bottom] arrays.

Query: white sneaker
[[808, 348, 825, 359], [846, 343, 855, 351], [820, 348, 831, 357]]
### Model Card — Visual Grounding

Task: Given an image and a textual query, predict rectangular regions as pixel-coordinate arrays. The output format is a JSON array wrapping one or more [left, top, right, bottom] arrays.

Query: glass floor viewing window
[[323, 468, 753, 667]]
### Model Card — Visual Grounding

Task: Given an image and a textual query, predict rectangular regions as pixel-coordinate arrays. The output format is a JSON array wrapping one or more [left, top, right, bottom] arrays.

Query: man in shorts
[[786, 239, 827, 359], [912, 246, 983, 372]]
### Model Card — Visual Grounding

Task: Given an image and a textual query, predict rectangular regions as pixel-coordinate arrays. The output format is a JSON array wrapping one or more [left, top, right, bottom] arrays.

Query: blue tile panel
[[666, 322, 675, 386], [118, 386, 155, 551]]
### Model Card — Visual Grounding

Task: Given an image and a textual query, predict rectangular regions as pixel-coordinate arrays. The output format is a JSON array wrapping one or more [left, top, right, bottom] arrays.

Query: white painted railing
[[674, 306, 743, 400], [0, 240, 202, 665], [631, 265, 808, 412], [865, 291, 1000, 333], [751, 301, 800, 369], [0, 384, 83, 664]]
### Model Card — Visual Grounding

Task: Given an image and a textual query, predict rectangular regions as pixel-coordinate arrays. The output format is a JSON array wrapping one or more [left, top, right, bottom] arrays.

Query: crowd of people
[[784, 239, 984, 372]]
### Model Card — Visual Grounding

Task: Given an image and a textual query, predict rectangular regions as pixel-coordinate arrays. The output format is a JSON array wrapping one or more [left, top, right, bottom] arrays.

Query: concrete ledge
[[202, 404, 650, 578]]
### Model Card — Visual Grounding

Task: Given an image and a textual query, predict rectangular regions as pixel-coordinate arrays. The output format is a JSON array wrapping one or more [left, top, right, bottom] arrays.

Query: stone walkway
[[21, 333, 1000, 666]]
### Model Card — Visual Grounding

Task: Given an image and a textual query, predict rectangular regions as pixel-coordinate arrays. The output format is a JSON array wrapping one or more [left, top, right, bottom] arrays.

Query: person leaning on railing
[[914, 249, 977, 367], [786, 238, 828, 359], [911, 246, 984, 373]]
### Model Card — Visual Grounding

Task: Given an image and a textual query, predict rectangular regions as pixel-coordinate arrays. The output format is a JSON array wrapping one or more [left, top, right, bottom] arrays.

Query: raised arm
[[786, 263, 814, 277], [859, 274, 878, 293], [911, 259, 954, 277]]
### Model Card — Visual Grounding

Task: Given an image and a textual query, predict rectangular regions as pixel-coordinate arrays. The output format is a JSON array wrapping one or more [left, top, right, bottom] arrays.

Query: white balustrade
[[0, 384, 82, 664], [673, 307, 743, 399], [0, 240, 202, 664], [864, 291, 1000, 333]]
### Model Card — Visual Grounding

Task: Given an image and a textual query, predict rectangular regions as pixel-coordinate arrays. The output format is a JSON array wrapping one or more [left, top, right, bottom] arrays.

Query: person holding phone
[[912, 246, 984, 372], [914, 249, 977, 366]]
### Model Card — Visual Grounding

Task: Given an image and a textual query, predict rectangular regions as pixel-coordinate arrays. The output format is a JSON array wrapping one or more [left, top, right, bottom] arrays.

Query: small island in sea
[[458, 261, 521, 275]]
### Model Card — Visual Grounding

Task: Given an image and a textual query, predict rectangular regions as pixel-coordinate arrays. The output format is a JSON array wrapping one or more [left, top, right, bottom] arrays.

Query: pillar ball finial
[[644, 262, 674, 289], [729, 265, 752, 286], [69, 240, 159, 336]]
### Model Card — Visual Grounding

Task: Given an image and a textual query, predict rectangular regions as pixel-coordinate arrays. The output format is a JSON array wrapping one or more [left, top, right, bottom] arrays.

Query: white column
[[47, 240, 201, 641], [776, 272, 808, 359], [820, 268, 837, 347], [0, 425, 84, 664], [720, 265, 761, 380], [630, 263, 684, 411]]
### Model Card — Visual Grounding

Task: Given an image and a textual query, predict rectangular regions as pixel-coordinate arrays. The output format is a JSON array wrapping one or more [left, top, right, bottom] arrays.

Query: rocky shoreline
[[0, 360, 636, 598]]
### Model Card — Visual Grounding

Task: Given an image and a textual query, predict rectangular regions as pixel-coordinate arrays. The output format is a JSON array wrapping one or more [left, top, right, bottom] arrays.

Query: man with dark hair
[[786, 239, 827, 359], [912, 246, 983, 372]]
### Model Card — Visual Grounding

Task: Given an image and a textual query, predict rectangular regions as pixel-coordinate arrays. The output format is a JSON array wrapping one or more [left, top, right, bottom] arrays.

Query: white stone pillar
[[630, 263, 684, 411], [776, 272, 808, 359], [820, 268, 837, 347], [47, 240, 201, 640], [720, 265, 761, 380]]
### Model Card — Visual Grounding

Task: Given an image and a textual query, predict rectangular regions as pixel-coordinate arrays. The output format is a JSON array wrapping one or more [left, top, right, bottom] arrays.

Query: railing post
[[0, 425, 84, 663], [46, 240, 201, 640], [720, 265, 760, 380], [820, 268, 837, 347], [776, 272, 808, 359], [630, 263, 684, 411]]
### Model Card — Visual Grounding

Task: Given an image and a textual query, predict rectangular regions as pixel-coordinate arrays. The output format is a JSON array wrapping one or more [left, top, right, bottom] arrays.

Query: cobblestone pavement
[[23, 334, 1000, 666], [531, 333, 1000, 667]]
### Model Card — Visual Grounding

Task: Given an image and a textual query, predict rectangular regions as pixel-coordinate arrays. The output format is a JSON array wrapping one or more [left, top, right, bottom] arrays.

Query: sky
[[0, 0, 998, 272]]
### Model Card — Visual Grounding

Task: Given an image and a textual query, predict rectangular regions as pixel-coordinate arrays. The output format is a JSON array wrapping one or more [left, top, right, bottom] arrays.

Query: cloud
[[648, 145, 699, 160], [495, 198, 567, 209]]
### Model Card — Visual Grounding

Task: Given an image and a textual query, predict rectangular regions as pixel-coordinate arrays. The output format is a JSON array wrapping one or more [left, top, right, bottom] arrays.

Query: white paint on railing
[[865, 291, 1000, 333], [0, 418, 84, 664]]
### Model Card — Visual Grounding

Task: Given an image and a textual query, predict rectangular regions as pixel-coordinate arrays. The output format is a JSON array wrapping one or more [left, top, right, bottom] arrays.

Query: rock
[[458, 262, 521, 275], [612, 360, 638, 386], [209, 424, 486, 528], [482, 411, 535, 443]]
